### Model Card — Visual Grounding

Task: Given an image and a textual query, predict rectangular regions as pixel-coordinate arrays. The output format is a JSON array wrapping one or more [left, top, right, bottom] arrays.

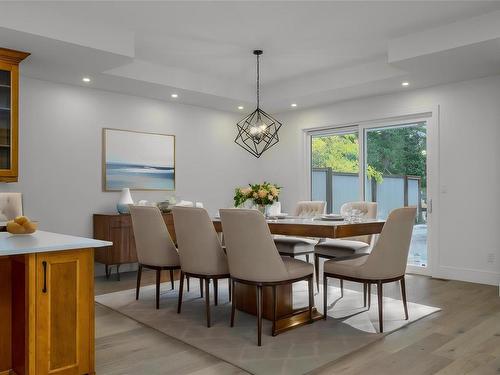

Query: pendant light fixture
[[234, 50, 283, 158]]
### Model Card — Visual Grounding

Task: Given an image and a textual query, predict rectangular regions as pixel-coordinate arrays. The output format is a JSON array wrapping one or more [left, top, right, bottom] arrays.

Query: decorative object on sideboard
[[103, 128, 175, 191], [6, 215, 37, 234], [138, 200, 157, 206], [116, 188, 134, 214], [234, 50, 283, 158], [234, 182, 281, 215], [157, 196, 177, 213], [175, 200, 194, 207]]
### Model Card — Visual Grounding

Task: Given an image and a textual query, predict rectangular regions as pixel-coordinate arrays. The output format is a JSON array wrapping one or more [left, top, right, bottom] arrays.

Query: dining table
[[166, 214, 385, 335]]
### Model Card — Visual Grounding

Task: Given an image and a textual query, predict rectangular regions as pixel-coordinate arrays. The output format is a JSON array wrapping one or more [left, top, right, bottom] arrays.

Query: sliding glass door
[[310, 117, 434, 275], [363, 122, 428, 269]]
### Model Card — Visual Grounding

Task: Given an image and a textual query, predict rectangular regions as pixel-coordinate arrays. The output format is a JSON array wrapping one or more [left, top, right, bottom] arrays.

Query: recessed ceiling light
[[291, 103, 297, 107], [171, 94, 178, 98], [238, 106, 244, 110], [82, 77, 91, 83], [401, 81, 409, 87]]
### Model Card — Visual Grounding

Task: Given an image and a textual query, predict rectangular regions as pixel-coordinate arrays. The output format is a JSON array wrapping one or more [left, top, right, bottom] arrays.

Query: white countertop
[[0, 230, 112, 256]]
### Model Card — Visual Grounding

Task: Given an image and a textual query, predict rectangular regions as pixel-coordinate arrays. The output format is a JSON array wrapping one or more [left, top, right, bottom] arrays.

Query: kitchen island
[[0, 231, 111, 375]]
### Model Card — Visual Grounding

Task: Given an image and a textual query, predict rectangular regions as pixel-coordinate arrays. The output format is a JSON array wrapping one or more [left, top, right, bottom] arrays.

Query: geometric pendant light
[[234, 50, 283, 158]]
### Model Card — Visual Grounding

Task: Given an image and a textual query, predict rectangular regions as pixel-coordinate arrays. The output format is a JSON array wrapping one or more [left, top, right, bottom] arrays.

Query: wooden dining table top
[[210, 216, 385, 239]]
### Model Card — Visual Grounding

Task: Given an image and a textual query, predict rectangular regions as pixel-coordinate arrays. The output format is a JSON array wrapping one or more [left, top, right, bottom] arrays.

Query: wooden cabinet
[[93, 213, 176, 279], [0, 248, 95, 375], [0, 48, 29, 182], [35, 250, 94, 375]]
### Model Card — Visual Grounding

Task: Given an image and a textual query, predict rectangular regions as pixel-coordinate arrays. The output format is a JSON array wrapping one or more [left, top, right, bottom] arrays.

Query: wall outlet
[[487, 253, 496, 264]]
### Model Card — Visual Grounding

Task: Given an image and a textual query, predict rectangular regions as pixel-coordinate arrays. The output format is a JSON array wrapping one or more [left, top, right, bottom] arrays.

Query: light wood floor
[[95, 268, 500, 375]]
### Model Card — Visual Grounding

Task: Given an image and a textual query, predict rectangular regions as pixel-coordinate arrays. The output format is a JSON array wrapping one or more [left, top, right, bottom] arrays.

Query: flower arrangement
[[234, 182, 281, 208]]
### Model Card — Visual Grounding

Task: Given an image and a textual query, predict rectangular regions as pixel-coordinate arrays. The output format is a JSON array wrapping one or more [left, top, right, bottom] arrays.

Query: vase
[[256, 204, 267, 215], [267, 201, 281, 216], [116, 188, 134, 214]]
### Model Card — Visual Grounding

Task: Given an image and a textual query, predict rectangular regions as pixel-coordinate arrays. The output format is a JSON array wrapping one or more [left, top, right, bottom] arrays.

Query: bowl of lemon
[[6, 216, 38, 235]]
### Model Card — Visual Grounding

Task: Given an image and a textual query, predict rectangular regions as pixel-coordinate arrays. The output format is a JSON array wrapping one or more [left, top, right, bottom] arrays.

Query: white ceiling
[[1, 1, 500, 113]]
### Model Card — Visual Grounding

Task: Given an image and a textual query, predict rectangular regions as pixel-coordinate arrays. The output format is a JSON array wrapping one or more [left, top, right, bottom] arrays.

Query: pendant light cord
[[256, 53, 260, 109]]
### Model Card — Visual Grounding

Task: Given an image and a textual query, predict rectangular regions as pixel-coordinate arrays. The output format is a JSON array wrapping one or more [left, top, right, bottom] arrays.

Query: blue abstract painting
[[104, 129, 175, 191]]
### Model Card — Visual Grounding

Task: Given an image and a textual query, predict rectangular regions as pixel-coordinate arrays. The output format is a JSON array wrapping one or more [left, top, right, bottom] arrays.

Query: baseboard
[[435, 265, 500, 287]]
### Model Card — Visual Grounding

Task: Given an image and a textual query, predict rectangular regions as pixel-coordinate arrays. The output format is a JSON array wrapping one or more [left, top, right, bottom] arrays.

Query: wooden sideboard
[[93, 213, 176, 279]]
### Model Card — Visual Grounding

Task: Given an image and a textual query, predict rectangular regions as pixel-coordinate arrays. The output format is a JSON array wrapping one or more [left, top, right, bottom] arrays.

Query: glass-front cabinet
[[0, 48, 29, 182]]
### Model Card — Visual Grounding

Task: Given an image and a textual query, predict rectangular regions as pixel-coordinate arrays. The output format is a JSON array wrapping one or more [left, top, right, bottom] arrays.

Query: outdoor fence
[[312, 168, 424, 221]]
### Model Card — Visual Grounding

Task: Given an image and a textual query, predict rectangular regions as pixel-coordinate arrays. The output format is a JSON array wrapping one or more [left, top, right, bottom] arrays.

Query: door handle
[[42, 261, 47, 293]]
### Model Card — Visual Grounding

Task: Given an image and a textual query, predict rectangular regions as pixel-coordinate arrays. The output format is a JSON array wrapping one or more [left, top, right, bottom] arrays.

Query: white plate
[[316, 214, 344, 221], [268, 213, 289, 219]]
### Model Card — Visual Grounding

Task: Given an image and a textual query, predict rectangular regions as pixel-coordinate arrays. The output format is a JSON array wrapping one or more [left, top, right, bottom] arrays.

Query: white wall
[[0, 77, 258, 237], [257, 75, 500, 286]]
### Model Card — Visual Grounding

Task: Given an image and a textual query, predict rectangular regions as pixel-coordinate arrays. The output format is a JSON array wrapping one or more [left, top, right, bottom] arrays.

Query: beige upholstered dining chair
[[314, 201, 377, 292], [129, 205, 181, 309], [172, 207, 230, 327], [220, 208, 314, 346], [294, 201, 326, 217], [0, 192, 23, 221], [274, 201, 326, 262], [323, 207, 417, 333]]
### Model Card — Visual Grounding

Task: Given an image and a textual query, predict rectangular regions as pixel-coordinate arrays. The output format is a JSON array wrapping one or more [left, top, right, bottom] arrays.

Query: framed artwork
[[103, 128, 175, 191]]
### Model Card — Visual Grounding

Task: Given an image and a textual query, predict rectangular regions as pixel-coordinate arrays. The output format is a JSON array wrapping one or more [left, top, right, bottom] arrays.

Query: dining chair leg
[[400, 276, 409, 320], [205, 278, 211, 328], [230, 279, 236, 327], [186, 275, 190, 292], [340, 279, 344, 297], [135, 264, 142, 300], [314, 254, 320, 293], [228, 278, 232, 302], [308, 275, 314, 323], [363, 283, 367, 307], [368, 283, 371, 308], [200, 278, 204, 298], [323, 275, 328, 320], [377, 280, 383, 332], [213, 278, 218, 306], [177, 271, 184, 314], [155, 269, 161, 310], [306, 254, 310, 263], [272, 285, 277, 336], [257, 285, 263, 346], [169, 269, 174, 290]]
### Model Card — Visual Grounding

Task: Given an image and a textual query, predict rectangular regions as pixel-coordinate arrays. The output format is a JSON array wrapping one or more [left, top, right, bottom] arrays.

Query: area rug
[[96, 279, 440, 375]]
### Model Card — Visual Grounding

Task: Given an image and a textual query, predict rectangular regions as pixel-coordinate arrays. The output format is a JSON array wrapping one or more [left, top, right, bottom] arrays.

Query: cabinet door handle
[[42, 261, 47, 293]]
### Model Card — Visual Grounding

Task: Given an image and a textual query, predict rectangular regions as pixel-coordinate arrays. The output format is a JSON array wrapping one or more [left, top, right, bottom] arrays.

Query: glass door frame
[[305, 107, 439, 276]]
